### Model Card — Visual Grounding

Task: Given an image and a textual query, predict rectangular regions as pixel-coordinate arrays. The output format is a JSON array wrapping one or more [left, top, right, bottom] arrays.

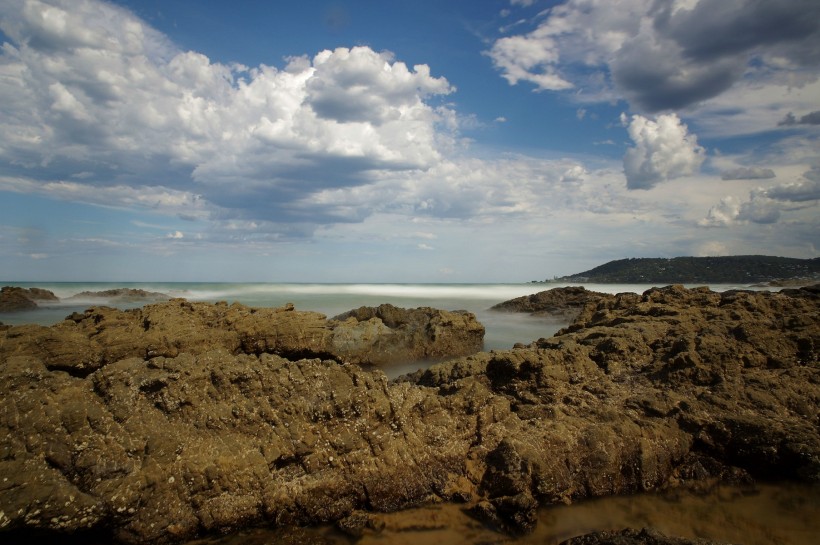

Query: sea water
[[0, 280, 767, 342]]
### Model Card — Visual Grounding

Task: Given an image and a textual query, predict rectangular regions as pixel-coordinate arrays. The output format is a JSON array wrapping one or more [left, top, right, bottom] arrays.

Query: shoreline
[[1, 284, 818, 544]]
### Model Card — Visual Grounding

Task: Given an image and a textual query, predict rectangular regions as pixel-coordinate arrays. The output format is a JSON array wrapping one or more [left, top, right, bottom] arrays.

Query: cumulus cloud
[[488, 0, 820, 113], [700, 177, 820, 226], [560, 165, 587, 184], [0, 0, 456, 231], [720, 167, 776, 180], [736, 192, 782, 224], [699, 197, 741, 227], [621, 113, 705, 190]]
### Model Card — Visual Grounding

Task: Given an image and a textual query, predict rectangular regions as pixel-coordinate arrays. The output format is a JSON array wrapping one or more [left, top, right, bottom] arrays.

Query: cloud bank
[[488, 0, 820, 114], [0, 0, 457, 230], [0, 0, 816, 281]]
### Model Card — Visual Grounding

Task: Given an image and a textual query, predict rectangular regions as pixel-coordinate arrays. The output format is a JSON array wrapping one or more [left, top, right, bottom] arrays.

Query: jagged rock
[[0, 300, 484, 377], [0, 286, 58, 312], [330, 303, 485, 365], [488, 286, 613, 321], [0, 286, 818, 544]]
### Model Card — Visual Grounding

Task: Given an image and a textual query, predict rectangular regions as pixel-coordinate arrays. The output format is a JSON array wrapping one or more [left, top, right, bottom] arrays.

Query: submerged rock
[[0, 286, 817, 544]]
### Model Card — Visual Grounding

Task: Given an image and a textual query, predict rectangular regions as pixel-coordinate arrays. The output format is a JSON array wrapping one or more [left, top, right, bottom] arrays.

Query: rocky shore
[[0, 287, 172, 313], [0, 286, 60, 312], [1, 285, 818, 544]]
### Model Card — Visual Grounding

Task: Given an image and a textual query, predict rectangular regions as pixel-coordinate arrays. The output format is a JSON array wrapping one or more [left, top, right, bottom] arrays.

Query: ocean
[[0, 280, 768, 347], [0, 281, 774, 378]]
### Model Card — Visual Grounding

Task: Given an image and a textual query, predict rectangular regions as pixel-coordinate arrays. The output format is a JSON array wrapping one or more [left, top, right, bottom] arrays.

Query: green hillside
[[551, 256, 820, 284]]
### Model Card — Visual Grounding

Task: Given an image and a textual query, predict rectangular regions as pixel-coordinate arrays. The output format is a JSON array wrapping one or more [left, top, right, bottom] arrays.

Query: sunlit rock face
[[0, 285, 818, 544]]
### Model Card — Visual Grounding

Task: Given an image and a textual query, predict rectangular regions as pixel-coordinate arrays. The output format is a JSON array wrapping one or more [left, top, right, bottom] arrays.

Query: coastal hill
[[548, 255, 820, 284]]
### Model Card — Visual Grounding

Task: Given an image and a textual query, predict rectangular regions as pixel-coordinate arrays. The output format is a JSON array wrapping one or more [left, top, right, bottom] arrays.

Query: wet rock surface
[[1, 286, 818, 544]]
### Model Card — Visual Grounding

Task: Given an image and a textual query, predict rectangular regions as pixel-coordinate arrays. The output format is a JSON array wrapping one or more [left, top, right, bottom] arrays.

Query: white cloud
[[560, 164, 587, 183], [621, 113, 705, 189], [0, 0, 457, 228], [487, 0, 820, 122], [166, 231, 184, 239], [0, 176, 210, 218], [699, 196, 741, 227], [700, 178, 820, 227]]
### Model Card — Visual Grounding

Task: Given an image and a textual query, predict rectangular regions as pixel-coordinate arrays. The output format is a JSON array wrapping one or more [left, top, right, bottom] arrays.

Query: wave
[[176, 283, 549, 302]]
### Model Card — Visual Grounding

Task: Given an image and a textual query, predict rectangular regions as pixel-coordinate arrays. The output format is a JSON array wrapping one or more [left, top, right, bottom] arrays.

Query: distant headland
[[540, 255, 820, 284]]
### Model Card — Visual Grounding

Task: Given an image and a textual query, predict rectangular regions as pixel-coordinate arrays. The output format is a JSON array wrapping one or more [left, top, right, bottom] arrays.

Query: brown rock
[[0, 286, 818, 543], [489, 286, 614, 321], [330, 303, 485, 364], [0, 286, 58, 311]]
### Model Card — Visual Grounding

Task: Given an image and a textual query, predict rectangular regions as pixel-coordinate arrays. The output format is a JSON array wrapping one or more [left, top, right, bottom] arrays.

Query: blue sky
[[1, 0, 818, 282]]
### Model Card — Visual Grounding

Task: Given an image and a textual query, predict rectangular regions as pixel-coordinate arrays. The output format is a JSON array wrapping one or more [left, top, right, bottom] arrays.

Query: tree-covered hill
[[551, 256, 820, 284]]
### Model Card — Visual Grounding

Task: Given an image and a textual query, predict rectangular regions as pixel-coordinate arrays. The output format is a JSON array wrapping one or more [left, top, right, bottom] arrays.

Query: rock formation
[[331, 303, 486, 365], [0, 286, 58, 312], [0, 286, 817, 544], [488, 286, 612, 321], [66, 288, 171, 303]]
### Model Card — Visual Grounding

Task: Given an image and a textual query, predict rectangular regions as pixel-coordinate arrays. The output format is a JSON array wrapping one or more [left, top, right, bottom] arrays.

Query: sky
[[0, 0, 818, 283]]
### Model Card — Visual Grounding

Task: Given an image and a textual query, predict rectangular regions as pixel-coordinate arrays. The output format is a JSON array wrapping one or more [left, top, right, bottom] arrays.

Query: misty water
[[0, 281, 771, 361]]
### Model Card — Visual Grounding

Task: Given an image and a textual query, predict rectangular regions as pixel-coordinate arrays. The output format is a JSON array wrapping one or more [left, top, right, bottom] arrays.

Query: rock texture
[[1, 286, 818, 544], [489, 286, 613, 321], [0, 286, 58, 312], [331, 303, 486, 365]]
